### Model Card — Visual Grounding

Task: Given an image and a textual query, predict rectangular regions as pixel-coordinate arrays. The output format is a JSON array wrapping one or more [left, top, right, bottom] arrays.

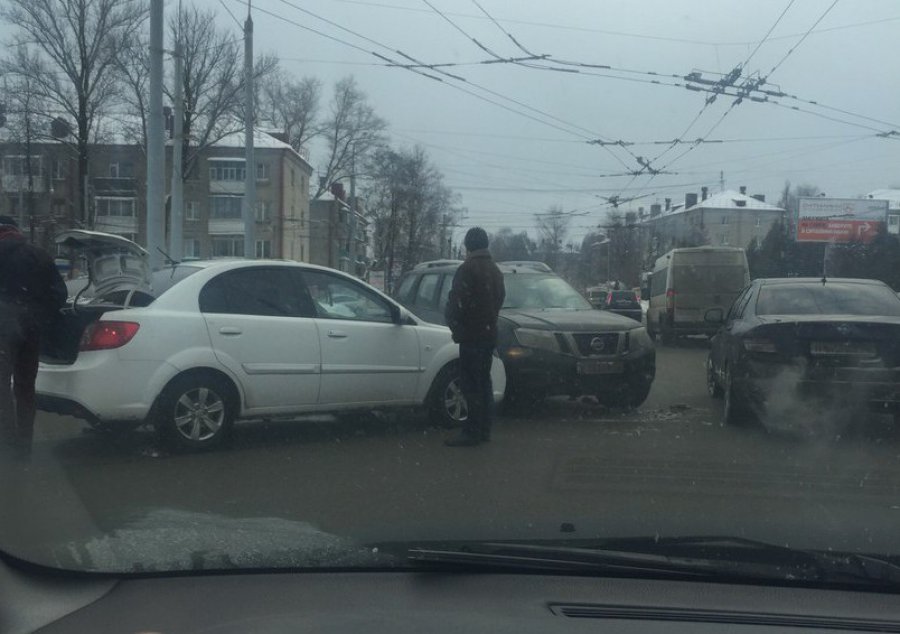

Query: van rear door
[[671, 251, 749, 329]]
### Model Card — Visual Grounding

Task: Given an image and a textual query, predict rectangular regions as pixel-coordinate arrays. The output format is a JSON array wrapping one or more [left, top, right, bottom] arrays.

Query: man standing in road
[[0, 216, 67, 455], [444, 227, 505, 447]]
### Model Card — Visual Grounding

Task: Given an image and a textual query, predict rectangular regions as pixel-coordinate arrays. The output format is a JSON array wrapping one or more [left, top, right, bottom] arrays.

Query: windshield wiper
[[406, 536, 900, 588]]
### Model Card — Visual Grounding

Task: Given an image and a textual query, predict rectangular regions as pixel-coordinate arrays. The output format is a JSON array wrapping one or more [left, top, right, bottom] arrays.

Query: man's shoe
[[444, 431, 480, 447]]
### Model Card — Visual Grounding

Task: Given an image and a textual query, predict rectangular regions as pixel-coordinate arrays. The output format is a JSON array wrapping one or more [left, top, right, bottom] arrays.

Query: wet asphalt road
[[6, 341, 900, 570]]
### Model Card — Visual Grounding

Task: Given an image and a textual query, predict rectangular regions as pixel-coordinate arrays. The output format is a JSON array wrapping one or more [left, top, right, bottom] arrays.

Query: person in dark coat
[[0, 216, 67, 454], [444, 227, 505, 446]]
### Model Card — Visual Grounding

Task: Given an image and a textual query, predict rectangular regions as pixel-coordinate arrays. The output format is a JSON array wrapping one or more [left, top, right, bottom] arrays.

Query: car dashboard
[[4, 556, 900, 634]]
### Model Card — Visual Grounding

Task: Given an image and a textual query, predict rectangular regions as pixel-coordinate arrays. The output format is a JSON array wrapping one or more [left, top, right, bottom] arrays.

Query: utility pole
[[719, 170, 725, 192], [242, 1, 256, 259], [146, 0, 165, 269], [349, 141, 357, 275], [169, 6, 184, 261]]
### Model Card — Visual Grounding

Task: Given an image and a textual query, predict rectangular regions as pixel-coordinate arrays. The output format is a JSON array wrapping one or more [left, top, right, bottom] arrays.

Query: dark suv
[[394, 261, 656, 408]]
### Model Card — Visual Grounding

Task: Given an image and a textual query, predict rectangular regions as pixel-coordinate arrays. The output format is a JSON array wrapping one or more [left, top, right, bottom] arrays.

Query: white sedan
[[39, 231, 505, 450]]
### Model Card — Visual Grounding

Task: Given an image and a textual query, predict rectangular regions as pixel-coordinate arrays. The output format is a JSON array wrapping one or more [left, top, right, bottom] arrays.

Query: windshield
[[757, 283, 900, 316], [4, 0, 900, 590], [503, 274, 592, 309], [673, 265, 748, 293]]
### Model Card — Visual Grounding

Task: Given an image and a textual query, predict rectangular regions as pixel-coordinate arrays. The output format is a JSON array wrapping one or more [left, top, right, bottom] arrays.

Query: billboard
[[797, 197, 889, 243]]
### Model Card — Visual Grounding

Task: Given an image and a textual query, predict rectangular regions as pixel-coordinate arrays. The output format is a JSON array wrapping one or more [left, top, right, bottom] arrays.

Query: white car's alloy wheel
[[443, 377, 469, 423], [173, 387, 226, 442]]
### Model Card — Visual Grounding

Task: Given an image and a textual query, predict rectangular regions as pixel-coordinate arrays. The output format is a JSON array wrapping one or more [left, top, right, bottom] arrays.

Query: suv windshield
[[503, 273, 592, 310]]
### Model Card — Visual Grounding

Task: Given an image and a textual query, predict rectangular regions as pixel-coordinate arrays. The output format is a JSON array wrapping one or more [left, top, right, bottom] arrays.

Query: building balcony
[[209, 181, 245, 195], [93, 177, 137, 195], [208, 219, 245, 235], [1, 175, 48, 193], [94, 216, 138, 234]]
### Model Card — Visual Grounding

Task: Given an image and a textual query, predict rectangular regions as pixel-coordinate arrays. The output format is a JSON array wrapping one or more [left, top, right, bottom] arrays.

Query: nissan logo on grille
[[590, 337, 607, 353]]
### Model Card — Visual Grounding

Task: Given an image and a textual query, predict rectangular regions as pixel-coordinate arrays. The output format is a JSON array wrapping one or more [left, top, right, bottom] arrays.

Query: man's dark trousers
[[0, 311, 40, 450], [459, 343, 494, 440]]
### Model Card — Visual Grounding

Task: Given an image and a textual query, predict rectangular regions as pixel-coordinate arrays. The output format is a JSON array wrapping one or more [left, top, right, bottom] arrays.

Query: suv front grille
[[571, 333, 619, 356]]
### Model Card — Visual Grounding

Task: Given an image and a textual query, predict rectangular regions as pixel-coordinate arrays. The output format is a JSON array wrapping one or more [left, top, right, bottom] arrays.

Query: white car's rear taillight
[[79, 321, 141, 351]]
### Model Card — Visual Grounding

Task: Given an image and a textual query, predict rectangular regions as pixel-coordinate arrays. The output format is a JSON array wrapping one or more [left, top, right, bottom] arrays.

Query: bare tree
[[114, 30, 151, 150], [1, 0, 149, 226], [315, 76, 387, 199], [366, 145, 462, 288], [535, 205, 571, 269], [259, 71, 321, 152], [125, 3, 279, 181]]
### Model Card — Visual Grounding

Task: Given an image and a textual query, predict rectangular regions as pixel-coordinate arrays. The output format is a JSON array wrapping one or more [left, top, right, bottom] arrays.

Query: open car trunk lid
[[56, 230, 151, 299], [41, 231, 152, 365]]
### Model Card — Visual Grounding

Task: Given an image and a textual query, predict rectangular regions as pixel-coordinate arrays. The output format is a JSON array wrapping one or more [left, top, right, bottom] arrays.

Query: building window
[[291, 169, 295, 186], [255, 240, 272, 258], [255, 201, 271, 221], [300, 209, 305, 228], [109, 162, 134, 178], [52, 159, 66, 180], [209, 195, 243, 219], [301, 244, 304, 261], [209, 161, 246, 182], [719, 233, 730, 245], [184, 239, 201, 258], [185, 201, 200, 221], [256, 162, 270, 181], [721, 215, 729, 225], [2, 155, 42, 177], [95, 197, 136, 217], [211, 236, 244, 258], [755, 216, 762, 227], [301, 175, 306, 191]]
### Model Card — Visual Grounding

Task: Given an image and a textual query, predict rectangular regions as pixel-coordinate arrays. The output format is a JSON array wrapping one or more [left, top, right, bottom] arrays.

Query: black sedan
[[601, 289, 643, 322], [706, 277, 900, 433]]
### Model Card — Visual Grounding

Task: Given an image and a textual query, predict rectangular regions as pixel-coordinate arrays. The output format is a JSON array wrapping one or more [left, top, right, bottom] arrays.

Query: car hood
[[501, 308, 637, 331], [55, 230, 151, 296]]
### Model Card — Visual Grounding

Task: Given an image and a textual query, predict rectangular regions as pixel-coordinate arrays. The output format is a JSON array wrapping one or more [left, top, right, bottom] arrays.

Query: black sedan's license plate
[[577, 360, 623, 375]]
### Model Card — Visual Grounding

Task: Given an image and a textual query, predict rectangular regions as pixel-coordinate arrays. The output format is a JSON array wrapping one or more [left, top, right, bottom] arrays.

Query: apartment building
[[0, 127, 313, 261]]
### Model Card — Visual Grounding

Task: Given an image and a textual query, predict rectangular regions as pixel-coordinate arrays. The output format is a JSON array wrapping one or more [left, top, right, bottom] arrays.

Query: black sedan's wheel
[[153, 373, 236, 451], [723, 366, 752, 426], [429, 364, 469, 428], [707, 356, 724, 399]]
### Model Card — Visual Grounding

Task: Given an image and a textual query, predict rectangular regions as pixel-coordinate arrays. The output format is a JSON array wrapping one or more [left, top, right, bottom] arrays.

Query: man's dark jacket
[[0, 228, 67, 332], [444, 249, 505, 345]]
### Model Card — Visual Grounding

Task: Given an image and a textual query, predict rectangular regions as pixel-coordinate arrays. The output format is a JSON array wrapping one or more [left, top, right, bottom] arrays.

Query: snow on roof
[[866, 189, 900, 209], [212, 128, 293, 151], [645, 189, 783, 222], [690, 189, 784, 211]]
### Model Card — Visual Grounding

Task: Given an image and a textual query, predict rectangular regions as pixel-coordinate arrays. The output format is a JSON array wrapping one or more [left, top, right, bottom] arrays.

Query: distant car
[[394, 262, 655, 408], [37, 231, 506, 450], [707, 277, 900, 433], [601, 289, 643, 322], [585, 286, 607, 308]]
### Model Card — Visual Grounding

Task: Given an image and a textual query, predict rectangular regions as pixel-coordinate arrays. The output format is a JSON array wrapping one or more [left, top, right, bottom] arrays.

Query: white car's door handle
[[219, 327, 243, 336], [327, 330, 348, 339]]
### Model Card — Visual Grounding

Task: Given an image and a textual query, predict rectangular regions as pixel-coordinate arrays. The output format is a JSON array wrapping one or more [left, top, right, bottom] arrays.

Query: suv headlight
[[514, 328, 561, 353], [625, 327, 653, 352]]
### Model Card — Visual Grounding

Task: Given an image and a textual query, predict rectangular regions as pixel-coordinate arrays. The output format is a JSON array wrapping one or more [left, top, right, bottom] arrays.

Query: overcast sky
[[20, 0, 900, 245]]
